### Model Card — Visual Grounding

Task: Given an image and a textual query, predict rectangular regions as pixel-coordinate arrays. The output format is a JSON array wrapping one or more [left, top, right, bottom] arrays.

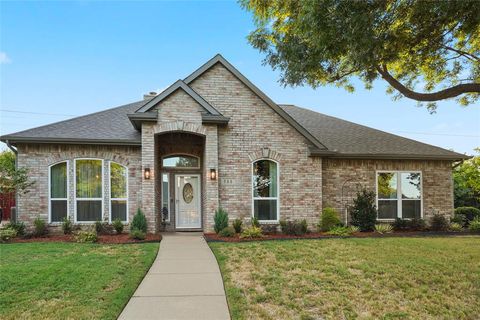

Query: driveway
[[119, 232, 230, 320]]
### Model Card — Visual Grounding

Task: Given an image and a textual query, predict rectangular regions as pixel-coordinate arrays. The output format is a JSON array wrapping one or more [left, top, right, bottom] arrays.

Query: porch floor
[[118, 232, 230, 320]]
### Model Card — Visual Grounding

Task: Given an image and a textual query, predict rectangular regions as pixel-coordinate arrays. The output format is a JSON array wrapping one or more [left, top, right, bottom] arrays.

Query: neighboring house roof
[[280, 104, 468, 160], [0, 54, 469, 160]]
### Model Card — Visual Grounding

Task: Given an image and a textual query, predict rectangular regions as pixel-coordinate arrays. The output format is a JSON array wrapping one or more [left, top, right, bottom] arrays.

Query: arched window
[[110, 162, 128, 222], [75, 159, 103, 222], [162, 155, 199, 168], [252, 159, 279, 221], [49, 161, 68, 223]]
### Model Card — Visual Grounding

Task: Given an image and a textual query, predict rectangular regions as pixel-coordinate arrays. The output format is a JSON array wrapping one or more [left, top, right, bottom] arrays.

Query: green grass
[[210, 237, 480, 320], [0, 242, 158, 320]]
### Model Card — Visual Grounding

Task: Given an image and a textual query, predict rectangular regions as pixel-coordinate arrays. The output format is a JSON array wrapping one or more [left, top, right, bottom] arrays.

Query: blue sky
[[1, 1, 479, 154]]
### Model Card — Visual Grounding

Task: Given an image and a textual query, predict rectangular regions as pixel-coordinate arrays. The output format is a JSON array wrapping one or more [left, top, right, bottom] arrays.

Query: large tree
[[454, 148, 480, 208], [241, 0, 480, 111]]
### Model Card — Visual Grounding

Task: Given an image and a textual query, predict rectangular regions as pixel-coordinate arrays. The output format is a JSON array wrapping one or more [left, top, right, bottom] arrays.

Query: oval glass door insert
[[183, 183, 194, 203]]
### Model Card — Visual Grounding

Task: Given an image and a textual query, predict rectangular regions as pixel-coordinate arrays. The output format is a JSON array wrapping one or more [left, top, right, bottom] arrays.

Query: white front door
[[175, 175, 201, 229]]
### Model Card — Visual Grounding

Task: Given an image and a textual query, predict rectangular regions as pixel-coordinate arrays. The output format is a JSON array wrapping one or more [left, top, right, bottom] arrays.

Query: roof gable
[[184, 54, 329, 151]]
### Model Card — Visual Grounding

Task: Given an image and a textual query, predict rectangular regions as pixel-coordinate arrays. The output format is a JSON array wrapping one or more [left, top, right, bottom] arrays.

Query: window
[[252, 160, 279, 221], [162, 155, 199, 168], [377, 171, 422, 219], [161, 173, 170, 222], [49, 161, 68, 223], [110, 162, 127, 222], [75, 159, 103, 222]]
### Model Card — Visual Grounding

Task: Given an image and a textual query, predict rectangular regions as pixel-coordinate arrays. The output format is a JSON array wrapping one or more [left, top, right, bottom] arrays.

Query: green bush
[[279, 219, 308, 236], [375, 223, 393, 234], [240, 226, 263, 239], [454, 207, 480, 224], [75, 230, 98, 243], [251, 217, 260, 228], [219, 226, 235, 237], [132, 209, 147, 233], [326, 226, 352, 236], [393, 218, 408, 231], [232, 218, 243, 233], [451, 213, 467, 227], [130, 228, 146, 240], [62, 217, 73, 235], [350, 189, 377, 232], [94, 221, 114, 235], [112, 218, 124, 234], [449, 222, 463, 232], [409, 218, 426, 231], [3, 221, 26, 236], [318, 207, 341, 232], [0, 228, 17, 242], [349, 225, 360, 233], [429, 214, 449, 231], [214, 208, 229, 234], [33, 217, 47, 237], [469, 218, 480, 232]]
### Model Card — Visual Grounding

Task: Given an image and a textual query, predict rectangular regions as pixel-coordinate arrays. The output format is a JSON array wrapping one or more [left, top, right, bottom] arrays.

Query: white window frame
[[74, 158, 104, 224], [376, 170, 423, 221], [251, 159, 280, 223], [48, 160, 69, 224], [161, 173, 170, 222], [109, 161, 128, 223], [161, 154, 201, 169]]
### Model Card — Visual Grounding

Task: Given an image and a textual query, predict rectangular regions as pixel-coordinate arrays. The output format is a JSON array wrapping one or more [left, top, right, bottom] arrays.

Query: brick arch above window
[[247, 148, 283, 163], [154, 121, 207, 137]]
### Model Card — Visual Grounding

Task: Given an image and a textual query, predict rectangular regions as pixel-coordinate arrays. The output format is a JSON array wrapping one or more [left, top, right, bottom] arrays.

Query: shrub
[[94, 221, 114, 235], [240, 226, 263, 239], [232, 219, 243, 233], [132, 209, 147, 233], [449, 222, 463, 232], [0, 228, 17, 242], [469, 218, 480, 232], [326, 226, 352, 236], [33, 217, 47, 237], [375, 224, 393, 234], [279, 220, 308, 236], [219, 226, 235, 237], [130, 228, 146, 240], [260, 224, 278, 234], [75, 230, 97, 243], [251, 217, 260, 228], [318, 207, 341, 232], [213, 208, 229, 234], [62, 217, 73, 235], [393, 218, 409, 231], [429, 214, 449, 231], [350, 189, 377, 232], [3, 221, 26, 236], [409, 218, 426, 231], [451, 213, 467, 227], [454, 207, 480, 224], [348, 225, 360, 233], [112, 218, 124, 234]]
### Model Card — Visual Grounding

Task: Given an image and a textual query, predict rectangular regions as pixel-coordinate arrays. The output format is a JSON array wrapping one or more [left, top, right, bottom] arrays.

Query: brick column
[[141, 124, 156, 233], [203, 125, 219, 231]]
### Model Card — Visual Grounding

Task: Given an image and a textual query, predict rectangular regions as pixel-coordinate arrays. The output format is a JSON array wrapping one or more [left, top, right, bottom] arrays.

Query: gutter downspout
[[5, 140, 18, 222]]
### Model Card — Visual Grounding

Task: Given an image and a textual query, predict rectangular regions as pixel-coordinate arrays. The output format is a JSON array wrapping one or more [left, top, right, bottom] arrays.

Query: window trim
[[108, 161, 128, 223], [375, 170, 423, 221], [161, 154, 201, 169], [74, 158, 104, 224], [251, 159, 280, 223], [161, 173, 170, 222], [48, 160, 69, 224]]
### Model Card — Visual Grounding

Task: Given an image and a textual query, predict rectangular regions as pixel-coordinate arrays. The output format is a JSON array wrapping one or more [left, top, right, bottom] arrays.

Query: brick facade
[[13, 63, 455, 233]]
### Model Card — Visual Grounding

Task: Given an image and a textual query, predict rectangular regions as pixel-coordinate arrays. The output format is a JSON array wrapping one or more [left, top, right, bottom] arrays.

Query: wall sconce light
[[144, 168, 151, 180], [210, 168, 217, 180]]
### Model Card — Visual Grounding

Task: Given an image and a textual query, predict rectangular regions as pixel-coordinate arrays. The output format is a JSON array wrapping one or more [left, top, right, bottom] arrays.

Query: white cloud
[[0, 52, 12, 64]]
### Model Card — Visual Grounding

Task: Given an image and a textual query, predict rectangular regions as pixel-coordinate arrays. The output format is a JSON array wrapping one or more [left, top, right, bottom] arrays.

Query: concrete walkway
[[119, 232, 230, 320]]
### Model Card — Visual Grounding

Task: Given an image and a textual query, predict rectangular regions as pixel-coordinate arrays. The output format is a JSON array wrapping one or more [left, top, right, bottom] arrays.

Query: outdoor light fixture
[[210, 168, 217, 180], [144, 168, 151, 180]]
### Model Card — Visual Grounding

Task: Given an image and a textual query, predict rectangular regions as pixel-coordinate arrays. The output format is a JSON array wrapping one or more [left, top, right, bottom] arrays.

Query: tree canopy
[[454, 148, 480, 208], [241, 0, 480, 111]]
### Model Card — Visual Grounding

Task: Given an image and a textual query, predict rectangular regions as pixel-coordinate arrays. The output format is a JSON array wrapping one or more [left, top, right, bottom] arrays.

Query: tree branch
[[443, 46, 479, 61], [376, 65, 480, 102]]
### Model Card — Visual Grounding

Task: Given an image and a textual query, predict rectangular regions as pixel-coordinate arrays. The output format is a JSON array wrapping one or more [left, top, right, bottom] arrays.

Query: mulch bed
[[204, 231, 479, 242], [9, 233, 162, 244]]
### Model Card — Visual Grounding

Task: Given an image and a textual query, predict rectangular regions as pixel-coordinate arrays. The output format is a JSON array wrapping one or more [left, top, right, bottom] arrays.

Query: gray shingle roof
[[279, 104, 468, 160], [0, 99, 467, 160]]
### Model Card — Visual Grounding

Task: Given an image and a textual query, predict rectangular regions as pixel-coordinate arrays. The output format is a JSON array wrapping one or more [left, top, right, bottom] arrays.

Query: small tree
[[350, 189, 377, 232], [131, 208, 147, 233], [213, 208, 229, 234]]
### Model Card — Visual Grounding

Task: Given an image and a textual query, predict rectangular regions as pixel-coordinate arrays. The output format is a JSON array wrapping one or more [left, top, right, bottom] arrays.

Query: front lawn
[[210, 237, 480, 319], [0, 242, 158, 320]]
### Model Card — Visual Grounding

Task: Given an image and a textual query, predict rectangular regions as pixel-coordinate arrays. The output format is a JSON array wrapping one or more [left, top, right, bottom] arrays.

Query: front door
[[175, 175, 201, 229]]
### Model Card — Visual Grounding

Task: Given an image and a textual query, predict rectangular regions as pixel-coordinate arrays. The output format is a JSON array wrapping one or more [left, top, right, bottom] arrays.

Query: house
[[0, 54, 468, 232]]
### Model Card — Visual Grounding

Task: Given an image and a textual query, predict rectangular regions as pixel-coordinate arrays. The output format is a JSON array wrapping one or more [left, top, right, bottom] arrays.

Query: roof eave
[[1, 137, 141, 146], [201, 114, 230, 125], [325, 153, 471, 161], [127, 112, 158, 130]]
